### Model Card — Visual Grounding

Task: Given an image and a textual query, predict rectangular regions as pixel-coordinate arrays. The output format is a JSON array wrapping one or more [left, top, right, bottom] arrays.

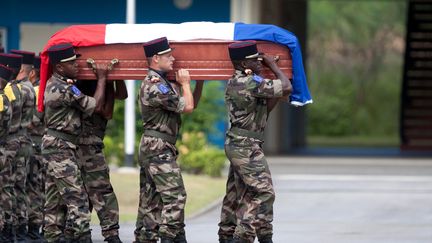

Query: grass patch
[[91, 171, 226, 223]]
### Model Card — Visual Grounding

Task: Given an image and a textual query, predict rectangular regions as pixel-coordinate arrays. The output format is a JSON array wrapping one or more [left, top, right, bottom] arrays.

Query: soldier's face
[[244, 58, 263, 75], [156, 52, 175, 72], [59, 60, 79, 79]]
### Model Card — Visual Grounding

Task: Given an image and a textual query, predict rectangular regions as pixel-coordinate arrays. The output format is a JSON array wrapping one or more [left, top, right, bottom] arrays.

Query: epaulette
[[34, 85, 40, 106], [0, 95, 3, 112], [4, 83, 16, 101]]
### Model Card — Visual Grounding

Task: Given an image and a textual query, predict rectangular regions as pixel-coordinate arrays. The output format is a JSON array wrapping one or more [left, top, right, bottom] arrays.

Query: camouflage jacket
[[139, 69, 185, 139], [5, 81, 22, 135], [79, 113, 107, 146], [225, 70, 283, 144], [30, 81, 45, 142], [43, 74, 96, 149], [17, 79, 36, 134], [0, 90, 12, 142]]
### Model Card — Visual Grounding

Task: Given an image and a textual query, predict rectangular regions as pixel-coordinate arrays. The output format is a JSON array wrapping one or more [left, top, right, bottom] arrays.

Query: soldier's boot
[[160, 237, 175, 243], [27, 223, 45, 242], [0, 224, 14, 243], [232, 235, 250, 243], [258, 235, 273, 243], [105, 235, 122, 243], [15, 224, 28, 243], [173, 232, 187, 243], [219, 237, 233, 243]]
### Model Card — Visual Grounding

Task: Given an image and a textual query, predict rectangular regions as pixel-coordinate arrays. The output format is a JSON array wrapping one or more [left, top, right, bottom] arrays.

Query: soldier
[[0, 64, 13, 241], [134, 37, 204, 243], [0, 53, 23, 242], [9, 49, 37, 242], [75, 77, 127, 243], [42, 43, 109, 242], [26, 55, 46, 242], [218, 41, 292, 243]]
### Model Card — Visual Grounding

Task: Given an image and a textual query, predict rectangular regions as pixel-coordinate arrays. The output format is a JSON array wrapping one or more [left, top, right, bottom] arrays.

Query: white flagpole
[[124, 0, 136, 167]]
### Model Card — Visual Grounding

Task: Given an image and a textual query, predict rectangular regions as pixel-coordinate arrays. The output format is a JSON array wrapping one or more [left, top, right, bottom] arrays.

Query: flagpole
[[124, 0, 136, 167]]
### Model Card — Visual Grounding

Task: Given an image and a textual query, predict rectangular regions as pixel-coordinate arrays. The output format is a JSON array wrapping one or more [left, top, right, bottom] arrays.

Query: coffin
[[74, 40, 292, 81]]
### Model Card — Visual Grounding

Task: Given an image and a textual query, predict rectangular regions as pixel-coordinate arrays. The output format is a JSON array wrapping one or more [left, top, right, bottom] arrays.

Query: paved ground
[[92, 156, 432, 243]]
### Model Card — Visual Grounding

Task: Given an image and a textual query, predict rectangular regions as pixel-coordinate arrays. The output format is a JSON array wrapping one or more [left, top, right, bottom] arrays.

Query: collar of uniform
[[148, 67, 167, 79], [53, 72, 76, 84]]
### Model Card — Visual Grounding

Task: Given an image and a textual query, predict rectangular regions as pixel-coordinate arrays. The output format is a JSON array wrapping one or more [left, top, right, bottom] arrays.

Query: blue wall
[[0, 0, 230, 50]]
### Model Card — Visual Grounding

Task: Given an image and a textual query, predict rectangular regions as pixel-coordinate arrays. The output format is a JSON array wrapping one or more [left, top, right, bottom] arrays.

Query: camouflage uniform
[[28, 80, 45, 228], [14, 78, 36, 229], [78, 112, 120, 239], [0, 90, 12, 229], [135, 69, 187, 242], [3, 82, 23, 228], [42, 74, 94, 242], [219, 70, 283, 242]]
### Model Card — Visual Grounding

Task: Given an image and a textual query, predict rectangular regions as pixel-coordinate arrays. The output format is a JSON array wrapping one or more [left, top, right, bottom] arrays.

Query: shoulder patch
[[0, 95, 3, 112], [253, 74, 264, 84], [70, 85, 82, 96], [157, 84, 170, 94]]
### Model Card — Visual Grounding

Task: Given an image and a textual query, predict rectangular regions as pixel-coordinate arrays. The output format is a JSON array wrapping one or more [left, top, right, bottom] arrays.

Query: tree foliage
[[307, 1, 407, 140]]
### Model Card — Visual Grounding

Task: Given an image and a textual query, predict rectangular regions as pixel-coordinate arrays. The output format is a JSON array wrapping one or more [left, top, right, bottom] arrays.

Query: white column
[[230, 0, 261, 23], [124, 0, 136, 167]]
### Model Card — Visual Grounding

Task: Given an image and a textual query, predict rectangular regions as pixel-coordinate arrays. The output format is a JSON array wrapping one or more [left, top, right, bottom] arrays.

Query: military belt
[[230, 127, 264, 141], [144, 130, 177, 144], [46, 129, 78, 144]]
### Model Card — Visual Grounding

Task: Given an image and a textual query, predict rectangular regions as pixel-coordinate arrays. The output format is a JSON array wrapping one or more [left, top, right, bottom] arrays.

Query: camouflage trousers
[[42, 147, 91, 242], [2, 138, 21, 226], [219, 142, 275, 243], [27, 141, 45, 226], [135, 135, 187, 242], [14, 136, 32, 226], [0, 146, 12, 229], [78, 143, 120, 239]]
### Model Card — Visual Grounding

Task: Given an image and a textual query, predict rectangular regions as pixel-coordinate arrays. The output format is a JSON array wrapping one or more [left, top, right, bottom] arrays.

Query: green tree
[[307, 1, 407, 144]]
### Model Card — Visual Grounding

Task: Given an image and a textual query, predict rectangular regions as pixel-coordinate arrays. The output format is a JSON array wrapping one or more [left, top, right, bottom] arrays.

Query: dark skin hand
[[93, 63, 110, 115], [102, 83, 115, 120]]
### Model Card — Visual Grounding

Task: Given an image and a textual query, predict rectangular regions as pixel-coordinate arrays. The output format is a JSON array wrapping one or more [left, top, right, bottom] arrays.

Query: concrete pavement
[[92, 156, 432, 243]]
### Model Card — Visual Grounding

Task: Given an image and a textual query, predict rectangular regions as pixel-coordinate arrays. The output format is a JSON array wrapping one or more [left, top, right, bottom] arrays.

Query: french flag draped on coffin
[[38, 22, 312, 112]]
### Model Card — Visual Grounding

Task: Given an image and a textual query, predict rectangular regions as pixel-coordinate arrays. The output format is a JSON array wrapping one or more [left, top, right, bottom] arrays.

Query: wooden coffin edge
[[75, 40, 293, 81]]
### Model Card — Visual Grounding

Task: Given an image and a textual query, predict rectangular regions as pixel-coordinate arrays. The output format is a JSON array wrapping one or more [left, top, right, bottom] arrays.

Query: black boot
[[105, 235, 122, 243], [258, 235, 273, 243], [0, 224, 14, 243], [232, 235, 249, 243], [160, 237, 175, 243], [173, 232, 187, 243], [219, 237, 233, 243], [15, 224, 28, 243], [27, 223, 45, 242]]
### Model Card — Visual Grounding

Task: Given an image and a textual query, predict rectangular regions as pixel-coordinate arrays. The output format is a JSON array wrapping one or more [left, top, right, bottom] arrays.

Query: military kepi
[[0, 64, 12, 80], [143, 37, 172, 57], [33, 56, 41, 69], [10, 50, 35, 65], [47, 43, 81, 64], [0, 53, 23, 69], [228, 41, 260, 60]]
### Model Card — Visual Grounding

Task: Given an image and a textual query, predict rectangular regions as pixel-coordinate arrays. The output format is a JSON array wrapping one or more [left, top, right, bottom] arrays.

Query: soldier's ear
[[153, 55, 159, 63]]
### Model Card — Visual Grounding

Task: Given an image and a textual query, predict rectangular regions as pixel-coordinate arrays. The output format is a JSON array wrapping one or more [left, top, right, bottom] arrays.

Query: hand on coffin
[[261, 55, 279, 68], [94, 63, 111, 82], [175, 69, 191, 87]]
